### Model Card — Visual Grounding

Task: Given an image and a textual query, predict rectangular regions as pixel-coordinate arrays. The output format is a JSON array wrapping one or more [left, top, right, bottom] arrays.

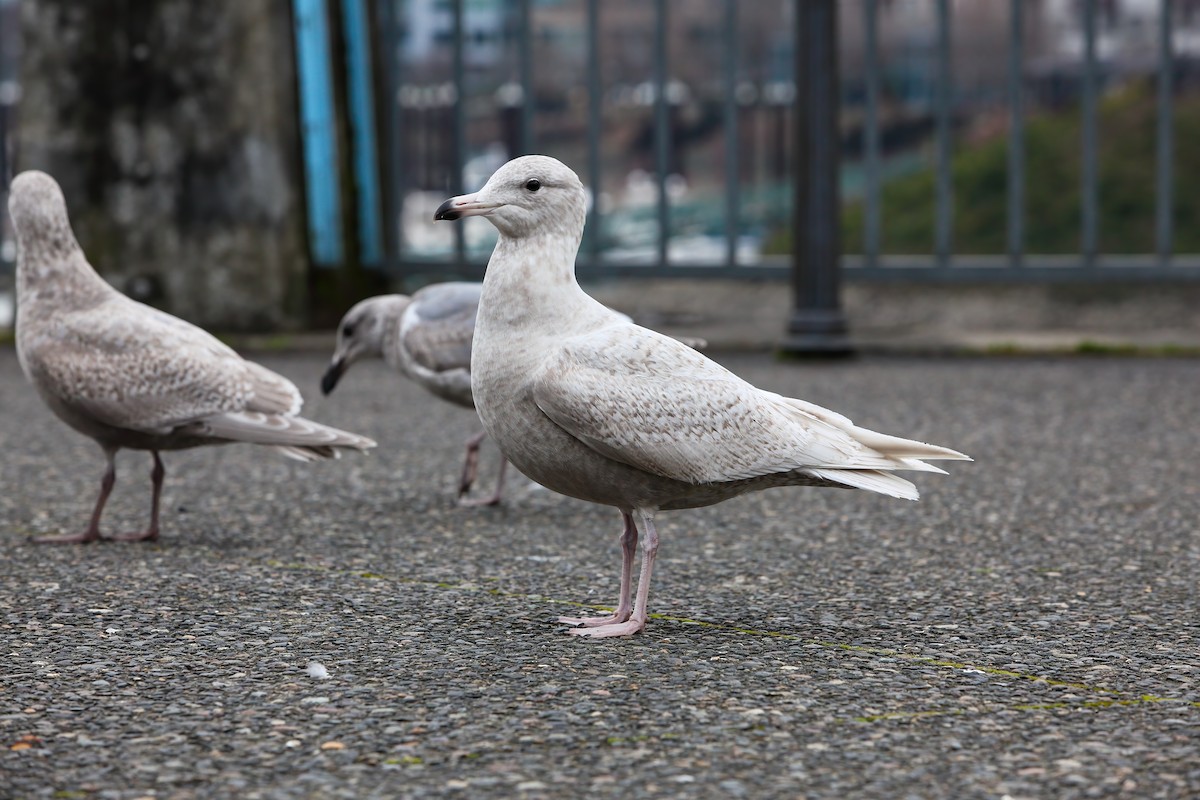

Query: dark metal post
[[585, 0, 602, 262], [722, 0, 740, 268], [653, 0, 670, 268], [863, 0, 881, 268], [1007, 0, 1025, 268], [517, 0, 534, 154], [1156, 0, 1174, 265], [781, 0, 852, 356], [451, 0, 466, 263], [377, 0, 403, 270], [1081, 0, 1098, 268]]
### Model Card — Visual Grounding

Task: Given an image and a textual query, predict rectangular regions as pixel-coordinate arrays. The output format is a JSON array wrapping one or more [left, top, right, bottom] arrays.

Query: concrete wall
[[585, 279, 1200, 353], [15, 1, 308, 331]]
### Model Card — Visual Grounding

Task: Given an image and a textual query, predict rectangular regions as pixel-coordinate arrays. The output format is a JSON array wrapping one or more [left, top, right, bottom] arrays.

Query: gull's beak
[[434, 192, 500, 222], [321, 358, 347, 395]]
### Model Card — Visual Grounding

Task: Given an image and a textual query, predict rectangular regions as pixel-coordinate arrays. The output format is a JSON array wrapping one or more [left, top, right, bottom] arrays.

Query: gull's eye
[[525, 178, 541, 192], [342, 322, 355, 338]]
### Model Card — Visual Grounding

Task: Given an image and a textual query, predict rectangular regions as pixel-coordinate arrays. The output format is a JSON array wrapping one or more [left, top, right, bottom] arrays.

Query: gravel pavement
[[1, 348, 1198, 799]]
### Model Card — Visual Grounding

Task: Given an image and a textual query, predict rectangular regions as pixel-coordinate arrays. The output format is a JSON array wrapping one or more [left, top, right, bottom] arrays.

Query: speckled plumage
[[436, 155, 971, 637], [10, 170, 375, 543], [321, 283, 508, 505]]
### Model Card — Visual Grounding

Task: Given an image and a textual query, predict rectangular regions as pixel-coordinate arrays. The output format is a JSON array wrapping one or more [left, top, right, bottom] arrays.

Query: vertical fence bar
[[1007, 0, 1025, 267], [1157, 0, 1174, 264], [782, 0, 851, 355], [452, 0, 465, 263], [934, 0, 953, 269], [292, 0, 343, 266], [863, 0, 881, 268], [653, 0, 670, 266], [0, 0, 17, 272], [376, 0, 400, 267], [723, 0, 740, 267], [1081, 0, 1099, 268], [342, 0, 384, 265], [518, 0, 534, 154], [586, 0, 602, 263]]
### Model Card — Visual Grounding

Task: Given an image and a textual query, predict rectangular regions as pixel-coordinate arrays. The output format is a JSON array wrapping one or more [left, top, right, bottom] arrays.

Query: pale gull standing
[[320, 284, 509, 506], [435, 155, 971, 638], [320, 286, 704, 507], [9, 170, 376, 544]]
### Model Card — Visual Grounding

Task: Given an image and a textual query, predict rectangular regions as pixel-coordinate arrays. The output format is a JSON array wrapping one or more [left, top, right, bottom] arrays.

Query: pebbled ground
[[1, 349, 1198, 799]]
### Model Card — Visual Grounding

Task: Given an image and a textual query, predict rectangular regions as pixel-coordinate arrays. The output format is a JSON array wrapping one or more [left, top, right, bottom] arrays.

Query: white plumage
[[435, 155, 970, 637]]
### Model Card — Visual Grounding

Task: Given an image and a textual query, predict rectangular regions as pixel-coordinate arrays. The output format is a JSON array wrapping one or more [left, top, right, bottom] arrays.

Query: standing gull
[[435, 155, 970, 638], [320, 284, 509, 506], [320, 287, 703, 506], [10, 170, 375, 544]]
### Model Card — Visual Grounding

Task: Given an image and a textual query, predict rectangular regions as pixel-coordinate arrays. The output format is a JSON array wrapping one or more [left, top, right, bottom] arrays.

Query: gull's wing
[[400, 282, 480, 373], [530, 323, 910, 486], [36, 295, 302, 433], [393, 282, 479, 406]]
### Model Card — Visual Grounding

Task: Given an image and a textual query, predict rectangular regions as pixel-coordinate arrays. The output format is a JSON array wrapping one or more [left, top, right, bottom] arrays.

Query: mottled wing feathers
[[242, 360, 304, 416], [531, 325, 900, 485], [31, 296, 300, 433], [400, 283, 479, 374]]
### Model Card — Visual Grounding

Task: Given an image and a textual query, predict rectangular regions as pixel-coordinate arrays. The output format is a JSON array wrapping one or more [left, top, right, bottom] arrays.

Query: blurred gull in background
[[9, 170, 375, 544]]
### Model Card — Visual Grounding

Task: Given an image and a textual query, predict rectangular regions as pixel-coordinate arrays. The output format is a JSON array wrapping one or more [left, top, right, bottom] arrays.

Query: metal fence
[[0, 0, 19, 273], [4, 1, 1198, 284], [376, 0, 1200, 283]]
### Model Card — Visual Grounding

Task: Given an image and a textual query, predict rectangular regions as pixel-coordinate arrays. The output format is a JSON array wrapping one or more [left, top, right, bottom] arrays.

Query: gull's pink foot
[[459, 493, 502, 508], [558, 610, 632, 628], [104, 529, 160, 543], [33, 530, 102, 544], [566, 618, 646, 638], [453, 482, 501, 506]]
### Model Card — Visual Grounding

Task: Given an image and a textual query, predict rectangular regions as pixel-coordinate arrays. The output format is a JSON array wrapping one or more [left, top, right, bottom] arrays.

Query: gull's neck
[[478, 228, 592, 330], [17, 240, 114, 313]]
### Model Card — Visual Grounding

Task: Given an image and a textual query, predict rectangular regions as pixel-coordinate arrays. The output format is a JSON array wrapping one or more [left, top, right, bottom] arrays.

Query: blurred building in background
[[2, 0, 1199, 332]]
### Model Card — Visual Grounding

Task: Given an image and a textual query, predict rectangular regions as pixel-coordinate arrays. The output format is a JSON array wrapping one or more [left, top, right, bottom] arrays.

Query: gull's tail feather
[[187, 411, 375, 459], [898, 458, 949, 475], [775, 395, 971, 470], [806, 468, 920, 501], [275, 444, 340, 462], [847, 426, 972, 463]]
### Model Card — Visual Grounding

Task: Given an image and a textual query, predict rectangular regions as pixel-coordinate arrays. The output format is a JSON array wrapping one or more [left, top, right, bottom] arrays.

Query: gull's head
[[8, 170, 75, 250], [434, 155, 586, 240], [321, 294, 412, 395]]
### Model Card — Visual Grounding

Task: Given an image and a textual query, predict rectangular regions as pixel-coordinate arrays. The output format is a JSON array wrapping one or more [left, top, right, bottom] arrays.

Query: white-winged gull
[[320, 284, 509, 506], [9, 170, 376, 544], [434, 155, 971, 638], [320, 285, 704, 507]]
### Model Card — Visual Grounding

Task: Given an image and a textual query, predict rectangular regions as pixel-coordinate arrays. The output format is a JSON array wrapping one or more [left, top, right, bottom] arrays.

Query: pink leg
[[35, 448, 117, 544], [457, 430, 488, 500], [459, 456, 508, 507], [106, 451, 163, 542], [562, 511, 652, 635]]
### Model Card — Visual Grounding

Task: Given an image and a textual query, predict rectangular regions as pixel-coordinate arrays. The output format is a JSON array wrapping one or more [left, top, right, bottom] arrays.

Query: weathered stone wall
[[15, 1, 308, 331]]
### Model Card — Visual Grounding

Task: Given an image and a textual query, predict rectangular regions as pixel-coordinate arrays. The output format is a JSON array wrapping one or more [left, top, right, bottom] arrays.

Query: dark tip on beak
[[434, 198, 460, 222], [321, 360, 346, 396]]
